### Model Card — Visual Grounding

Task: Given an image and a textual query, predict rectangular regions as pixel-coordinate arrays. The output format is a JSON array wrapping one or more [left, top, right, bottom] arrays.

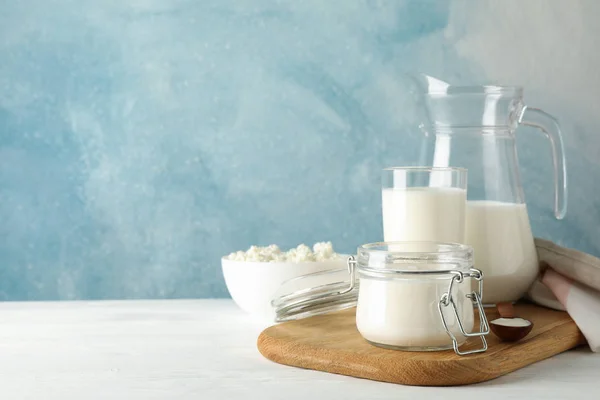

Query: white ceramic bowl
[[222, 257, 349, 321]]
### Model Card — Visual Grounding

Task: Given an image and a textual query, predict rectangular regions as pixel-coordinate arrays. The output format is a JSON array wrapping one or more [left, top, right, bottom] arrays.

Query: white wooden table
[[0, 299, 595, 399]]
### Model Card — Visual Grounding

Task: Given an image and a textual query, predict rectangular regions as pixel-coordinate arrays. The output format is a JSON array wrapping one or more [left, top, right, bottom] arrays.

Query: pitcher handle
[[518, 106, 568, 220]]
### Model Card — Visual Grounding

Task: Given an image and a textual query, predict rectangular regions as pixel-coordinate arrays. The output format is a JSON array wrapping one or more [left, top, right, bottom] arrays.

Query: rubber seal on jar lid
[[271, 267, 359, 322]]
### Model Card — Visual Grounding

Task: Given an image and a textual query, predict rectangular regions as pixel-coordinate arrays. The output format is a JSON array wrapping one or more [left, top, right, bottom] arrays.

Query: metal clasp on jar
[[438, 268, 490, 356]]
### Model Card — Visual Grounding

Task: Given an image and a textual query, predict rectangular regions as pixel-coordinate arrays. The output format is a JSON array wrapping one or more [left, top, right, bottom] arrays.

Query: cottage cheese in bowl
[[222, 242, 347, 321], [226, 242, 341, 263]]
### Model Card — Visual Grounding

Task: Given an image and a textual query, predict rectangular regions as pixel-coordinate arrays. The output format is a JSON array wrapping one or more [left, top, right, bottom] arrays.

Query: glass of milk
[[382, 167, 467, 243]]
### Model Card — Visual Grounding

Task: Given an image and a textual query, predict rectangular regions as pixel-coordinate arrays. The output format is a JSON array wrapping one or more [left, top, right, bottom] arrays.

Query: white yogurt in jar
[[356, 275, 474, 349]]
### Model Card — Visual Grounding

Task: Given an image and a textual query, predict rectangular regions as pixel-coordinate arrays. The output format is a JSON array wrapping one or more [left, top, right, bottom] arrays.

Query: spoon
[[489, 302, 534, 342]]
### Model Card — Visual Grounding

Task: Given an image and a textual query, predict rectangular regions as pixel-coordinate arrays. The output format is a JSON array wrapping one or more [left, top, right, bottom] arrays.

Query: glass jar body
[[356, 273, 474, 351]]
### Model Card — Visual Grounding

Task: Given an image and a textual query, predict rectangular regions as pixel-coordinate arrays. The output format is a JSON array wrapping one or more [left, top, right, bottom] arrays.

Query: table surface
[[0, 299, 596, 399]]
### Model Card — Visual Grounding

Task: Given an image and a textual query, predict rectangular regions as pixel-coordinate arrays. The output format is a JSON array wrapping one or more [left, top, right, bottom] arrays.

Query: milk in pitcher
[[465, 201, 538, 304]]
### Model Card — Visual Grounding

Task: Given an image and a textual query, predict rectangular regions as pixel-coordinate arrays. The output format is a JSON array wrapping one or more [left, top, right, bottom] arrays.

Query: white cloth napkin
[[527, 238, 600, 352]]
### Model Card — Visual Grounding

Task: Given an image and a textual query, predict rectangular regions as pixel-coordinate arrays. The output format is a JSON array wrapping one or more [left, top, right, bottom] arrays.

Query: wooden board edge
[[425, 320, 586, 386], [256, 320, 586, 387]]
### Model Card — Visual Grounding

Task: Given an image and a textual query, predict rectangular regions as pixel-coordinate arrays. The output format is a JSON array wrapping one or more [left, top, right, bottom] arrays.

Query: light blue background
[[1, 0, 599, 300]]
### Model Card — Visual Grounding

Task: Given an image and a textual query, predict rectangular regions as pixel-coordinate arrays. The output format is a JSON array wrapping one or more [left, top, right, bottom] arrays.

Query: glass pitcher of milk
[[418, 82, 567, 305]]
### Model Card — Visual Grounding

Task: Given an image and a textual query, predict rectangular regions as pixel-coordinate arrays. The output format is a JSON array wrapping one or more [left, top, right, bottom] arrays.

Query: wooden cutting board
[[257, 303, 585, 386]]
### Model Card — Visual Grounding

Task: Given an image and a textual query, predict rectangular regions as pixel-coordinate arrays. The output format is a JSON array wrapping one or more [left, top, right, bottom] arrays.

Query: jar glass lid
[[358, 241, 473, 273], [271, 242, 474, 323], [271, 264, 358, 322]]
